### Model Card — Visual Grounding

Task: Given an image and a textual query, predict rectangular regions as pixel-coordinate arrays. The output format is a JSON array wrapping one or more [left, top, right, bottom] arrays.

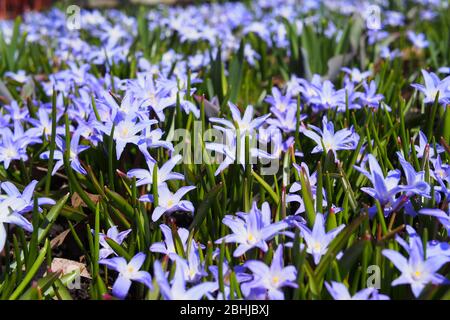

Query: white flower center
[[166, 199, 175, 208], [312, 241, 322, 253], [5, 147, 17, 158], [239, 122, 250, 132], [247, 232, 257, 244], [323, 140, 333, 152], [352, 72, 362, 82], [278, 102, 286, 112], [118, 127, 129, 139], [430, 89, 438, 99], [271, 276, 280, 286], [123, 265, 136, 279], [412, 269, 423, 281], [436, 169, 446, 178], [147, 93, 157, 106], [307, 87, 316, 96]]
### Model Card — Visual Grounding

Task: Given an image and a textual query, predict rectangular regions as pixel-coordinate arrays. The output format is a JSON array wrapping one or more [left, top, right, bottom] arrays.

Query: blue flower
[[138, 127, 174, 163], [357, 81, 385, 109], [380, 46, 401, 60], [354, 154, 404, 217], [97, 116, 154, 160], [99, 252, 153, 299], [4, 70, 29, 84], [154, 260, 215, 300], [301, 115, 359, 160], [341, 67, 372, 83], [407, 31, 429, 49], [411, 69, 450, 104], [368, 30, 389, 45], [40, 130, 89, 175], [414, 130, 444, 159], [139, 183, 195, 222], [127, 155, 184, 187], [325, 281, 389, 300], [210, 102, 269, 135], [97, 226, 132, 259], [295, 74, 323, 103], [127, 72, 176, 121], [27, 108, 65, 139], [431, 155, 450, 185], [267, 106, 307, 133], [308, 80, 345, 110], [0, 180, 55, 214], [215, 202, 288, 257], [150, 224, 191, 259], [419, 208, 450, 233], [397, 152, 431, 198], [265, 87, 297, 114], [241, 245, 297, 300], [0, 127, 30, 169], [3, 101, 28, 123], [385, 11, 405, 27], [294, 213, 345, 264], [0, 197, 34, 252], [97, 92, 143, 122], [175, 243, 208, 283], [427, 240, 450, 258], [382, 226, 450, 298]]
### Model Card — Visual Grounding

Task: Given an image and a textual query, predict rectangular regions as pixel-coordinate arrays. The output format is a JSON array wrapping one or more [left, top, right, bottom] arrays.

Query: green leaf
[[299, 167, 316, 227], [228, 39, 245, 102], [38, 193, 70, 244], [9, 239, 50, 300], [19, 271, 61, 300], [251, 170, 280, 205], [189, 183, 223, 231], [104, 187, 134, 219], [337, 240, 367, 278], [105, 238, 132, 261]]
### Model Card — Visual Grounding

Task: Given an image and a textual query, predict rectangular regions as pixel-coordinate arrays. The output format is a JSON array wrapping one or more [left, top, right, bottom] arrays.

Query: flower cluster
[[0, 0, 449, 301]]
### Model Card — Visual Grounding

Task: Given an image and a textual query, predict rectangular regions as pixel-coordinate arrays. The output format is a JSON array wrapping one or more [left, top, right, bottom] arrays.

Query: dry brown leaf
[[51, 258, 91, 279], [71, 192, 100, 208], [50, 229, 71, 248]]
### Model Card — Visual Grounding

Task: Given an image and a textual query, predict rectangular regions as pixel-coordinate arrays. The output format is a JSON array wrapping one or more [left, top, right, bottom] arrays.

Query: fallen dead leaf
[[50, 229, 71, 249], [51, 258, 91, 279], [71, 192, 100, 208]]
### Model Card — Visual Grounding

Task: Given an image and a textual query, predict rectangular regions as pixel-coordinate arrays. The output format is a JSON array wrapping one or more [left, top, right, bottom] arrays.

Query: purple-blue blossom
[[154, 260, 215, 300], [411, 69, 450, 104], [241, 245, 297, 300], [325, 281, 389, 300], [139, 183, 196, 222], [293, 213, 345, 264], [0, 197, 34, 252], [99, 252, 153, 299], [354, 154, 405, 217], [215, 202, 288, 257], [301, 115, 359, 160], [382, 226, 450, 298], [97, 226, 132, 259]]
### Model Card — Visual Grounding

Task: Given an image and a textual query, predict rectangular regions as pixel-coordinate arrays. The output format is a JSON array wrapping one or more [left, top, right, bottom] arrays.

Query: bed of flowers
[[0, 0, 449, 301]]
